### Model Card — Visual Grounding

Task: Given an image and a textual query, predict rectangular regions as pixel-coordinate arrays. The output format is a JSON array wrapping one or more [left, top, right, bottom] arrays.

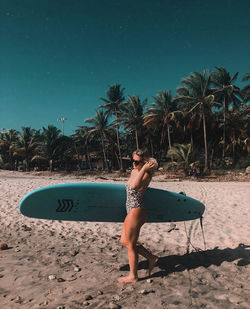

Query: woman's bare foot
[[148, 256, 158, 276], [117, 275, 138, 284]]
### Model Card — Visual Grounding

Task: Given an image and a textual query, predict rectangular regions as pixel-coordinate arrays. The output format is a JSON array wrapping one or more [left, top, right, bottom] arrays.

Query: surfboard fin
[[200, 216, 207, 251], [179, 191, 186, 196]]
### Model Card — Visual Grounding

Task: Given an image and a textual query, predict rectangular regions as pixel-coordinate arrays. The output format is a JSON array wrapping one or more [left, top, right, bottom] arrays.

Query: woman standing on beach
[[118, 149, 158, 283]]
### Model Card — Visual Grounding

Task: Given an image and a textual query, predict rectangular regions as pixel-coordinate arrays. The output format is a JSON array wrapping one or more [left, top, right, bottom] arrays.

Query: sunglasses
[[132, 159, 143, 166]]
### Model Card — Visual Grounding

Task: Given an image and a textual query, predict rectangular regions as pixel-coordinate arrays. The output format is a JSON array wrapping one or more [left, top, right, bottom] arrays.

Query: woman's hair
[[132, 149, 149, 162], [148, 157, 158, 171], [133, 149, 158, 171]]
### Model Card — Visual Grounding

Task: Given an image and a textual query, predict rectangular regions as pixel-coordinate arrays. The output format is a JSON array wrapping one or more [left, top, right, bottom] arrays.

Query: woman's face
[[132, 154, 144, 170]]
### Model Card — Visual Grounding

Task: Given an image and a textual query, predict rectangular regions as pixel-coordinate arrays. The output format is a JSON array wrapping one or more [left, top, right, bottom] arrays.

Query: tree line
[[0, 67, 249, 174]]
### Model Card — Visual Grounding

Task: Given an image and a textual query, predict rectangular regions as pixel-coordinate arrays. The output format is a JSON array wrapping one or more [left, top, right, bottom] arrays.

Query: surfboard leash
[[184, 221, 200, 253], [184, 216, 207, 252], [200, 216, 207, 251]]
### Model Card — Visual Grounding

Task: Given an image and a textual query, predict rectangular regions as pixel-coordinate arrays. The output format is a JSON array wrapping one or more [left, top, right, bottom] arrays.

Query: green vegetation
[[0, 68, 249, 173]]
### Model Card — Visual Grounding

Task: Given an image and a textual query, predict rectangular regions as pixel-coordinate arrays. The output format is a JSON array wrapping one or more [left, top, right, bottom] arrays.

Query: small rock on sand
[[109, 302, 121, 309], [84, 295, 93, 301], [74, 266, 81, 272], [0, 243, 8, 250], [48, 275, 56, 280], [14, 296, 23, 303]]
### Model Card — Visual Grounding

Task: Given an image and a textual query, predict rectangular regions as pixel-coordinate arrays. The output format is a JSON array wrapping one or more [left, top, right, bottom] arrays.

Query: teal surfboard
[[19, 183, 205, 222]]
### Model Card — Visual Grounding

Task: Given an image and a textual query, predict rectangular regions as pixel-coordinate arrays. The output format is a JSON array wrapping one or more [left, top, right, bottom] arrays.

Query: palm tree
[[73, 126, 93, 169], [85, 110, 111, 170], [174, 71, 221, 172], [120, 95, 147, 149], [176, 111, 201, 151], [58, 135, 75, 171], [35, 125, 62, 171], [225, 107, 250, 164], [166, 143, 193, 174], [0, 129, 19, 169], [143, 126, 159, 157], [242, 72, 250, 102], [211, 67, 241, 160], [144, 90, 177, 162], [99, 84, 125, 170], [16, 127, 40, 170]]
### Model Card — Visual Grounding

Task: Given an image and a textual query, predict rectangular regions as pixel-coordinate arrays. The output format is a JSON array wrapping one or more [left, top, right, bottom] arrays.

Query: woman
[[118, 149, 159, 283]]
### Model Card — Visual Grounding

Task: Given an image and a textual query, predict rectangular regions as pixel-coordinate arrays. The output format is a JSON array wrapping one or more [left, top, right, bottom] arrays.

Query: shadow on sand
[[120, 243, 250, 279]]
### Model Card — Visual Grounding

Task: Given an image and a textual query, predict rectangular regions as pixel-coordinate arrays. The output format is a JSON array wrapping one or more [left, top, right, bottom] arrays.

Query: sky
[[0, 0, 249, 136]]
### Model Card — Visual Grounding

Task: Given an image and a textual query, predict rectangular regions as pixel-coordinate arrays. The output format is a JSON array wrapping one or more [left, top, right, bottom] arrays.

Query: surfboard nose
[[197, 202, 205, 216]]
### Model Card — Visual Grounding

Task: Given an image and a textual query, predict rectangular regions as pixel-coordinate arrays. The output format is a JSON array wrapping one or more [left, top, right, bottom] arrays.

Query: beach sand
[[0, 170, 249, 308]]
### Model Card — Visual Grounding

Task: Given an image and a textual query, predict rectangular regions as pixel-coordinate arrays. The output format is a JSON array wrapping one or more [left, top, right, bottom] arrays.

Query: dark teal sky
[[0, 0, 249, 135]]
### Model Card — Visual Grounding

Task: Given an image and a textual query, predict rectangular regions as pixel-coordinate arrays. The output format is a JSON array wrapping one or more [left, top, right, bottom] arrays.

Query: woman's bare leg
[[119, 232, 159, 279], [118, 208, 158, 282], [136, 244, 159, 275], [118, 208, 146, 283]]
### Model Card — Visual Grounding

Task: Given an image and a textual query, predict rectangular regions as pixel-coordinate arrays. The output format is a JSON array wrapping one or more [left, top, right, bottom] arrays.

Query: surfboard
[[19, 183, 205, 223]]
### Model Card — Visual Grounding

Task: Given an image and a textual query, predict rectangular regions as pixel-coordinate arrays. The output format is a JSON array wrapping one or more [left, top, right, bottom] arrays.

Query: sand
[[0, 170, 249, 309]]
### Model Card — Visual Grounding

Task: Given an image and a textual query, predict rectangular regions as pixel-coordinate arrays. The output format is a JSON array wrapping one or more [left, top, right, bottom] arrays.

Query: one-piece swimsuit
[[126, 185, 144, 213]]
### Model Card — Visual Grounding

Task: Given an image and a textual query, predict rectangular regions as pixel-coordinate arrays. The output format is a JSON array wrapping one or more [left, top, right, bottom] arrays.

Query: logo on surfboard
[[56, 199, 79, 213]]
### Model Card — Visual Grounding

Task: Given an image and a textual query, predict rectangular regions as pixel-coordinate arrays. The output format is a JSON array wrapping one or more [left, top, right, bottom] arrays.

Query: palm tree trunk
[[222, 97, 226, 161], [159, 130, 164, 165], [49, 159, 53, 172], [167, 124, 174, 162], [232, 131, 236, 165], [202, 109, 208, 172], [210, 148, 214, 168], [115, 114, 123, 170], [101, 134, 108, 170], [114, 150, 120, 169], [85, 142, 92, 170], [167, 124, 172, 149], [26, 155, 30, 171], [73, 142, 81, 170], [135, 128, 139, 149]]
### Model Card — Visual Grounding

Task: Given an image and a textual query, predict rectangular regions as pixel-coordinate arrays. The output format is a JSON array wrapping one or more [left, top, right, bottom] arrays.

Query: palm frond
[[242, 73, 250, 82]]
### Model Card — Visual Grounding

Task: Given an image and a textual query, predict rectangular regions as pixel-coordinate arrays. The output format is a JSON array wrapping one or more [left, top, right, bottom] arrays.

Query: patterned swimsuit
[[126, 185, 144, 213]]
